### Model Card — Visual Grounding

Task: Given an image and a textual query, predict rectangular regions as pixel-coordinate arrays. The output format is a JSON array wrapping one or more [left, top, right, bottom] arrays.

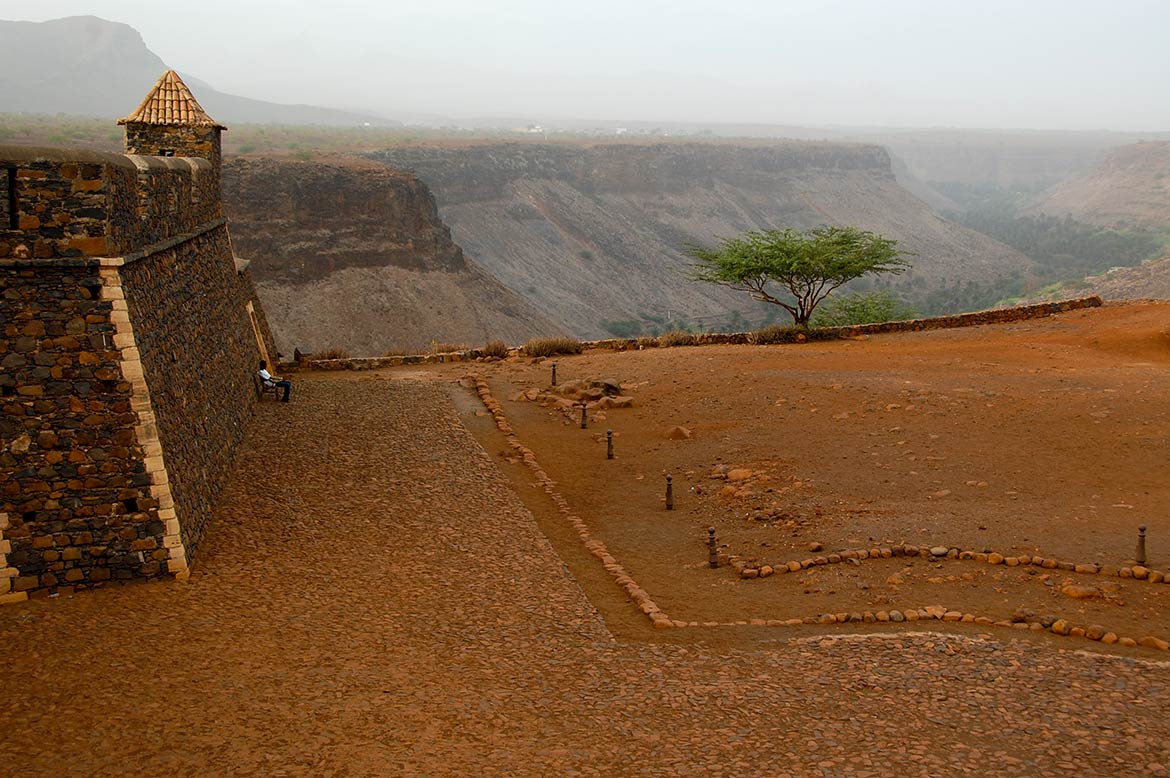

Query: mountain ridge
[[0, 16, 396, 126]]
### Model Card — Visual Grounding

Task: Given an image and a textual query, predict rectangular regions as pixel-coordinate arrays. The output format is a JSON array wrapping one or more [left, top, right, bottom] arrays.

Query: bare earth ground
[[459, 302, 1170, 648], [2, 303, 1170, 776]]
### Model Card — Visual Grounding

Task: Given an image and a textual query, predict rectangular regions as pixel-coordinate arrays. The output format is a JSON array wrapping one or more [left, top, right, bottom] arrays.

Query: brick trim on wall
[[0, 513, 23, 604], [97, 267, 190, 580]]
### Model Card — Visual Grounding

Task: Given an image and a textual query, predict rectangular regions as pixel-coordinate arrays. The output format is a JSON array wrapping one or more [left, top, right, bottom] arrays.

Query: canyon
[[370, 141, 1029, 339], [222, 157, 558, 355]]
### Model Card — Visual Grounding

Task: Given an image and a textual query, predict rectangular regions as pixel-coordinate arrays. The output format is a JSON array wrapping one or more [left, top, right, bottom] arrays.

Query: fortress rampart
[[0, 147, 219, 260], [0, 71, 274, 602]]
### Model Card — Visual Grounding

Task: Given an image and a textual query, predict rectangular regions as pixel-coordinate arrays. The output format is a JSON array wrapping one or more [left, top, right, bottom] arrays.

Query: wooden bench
[[253, 373, 282, 401]]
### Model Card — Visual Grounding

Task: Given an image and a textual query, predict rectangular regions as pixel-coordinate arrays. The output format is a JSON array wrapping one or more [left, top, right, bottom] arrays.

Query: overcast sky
[[11, 0, 1170, 130]]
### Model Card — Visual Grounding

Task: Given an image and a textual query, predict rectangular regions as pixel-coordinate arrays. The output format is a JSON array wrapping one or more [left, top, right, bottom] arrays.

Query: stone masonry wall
[[0, 151, 137, 259], [125, 155, 218, 238], [0, 260, 166, 600], [118, 224, 265, 558], [0, 146, 219, 261], [1, 143, 273, 599], [123, 125, 221, 194]]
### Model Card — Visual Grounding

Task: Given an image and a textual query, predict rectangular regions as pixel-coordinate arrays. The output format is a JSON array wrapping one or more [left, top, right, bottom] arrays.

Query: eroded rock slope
[[372, 142, 1030, 338], [223, 157, 558, 355]]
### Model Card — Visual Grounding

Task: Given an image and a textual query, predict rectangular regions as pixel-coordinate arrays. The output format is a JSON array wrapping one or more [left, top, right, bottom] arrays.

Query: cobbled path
[[2, 379, 1169, 776]]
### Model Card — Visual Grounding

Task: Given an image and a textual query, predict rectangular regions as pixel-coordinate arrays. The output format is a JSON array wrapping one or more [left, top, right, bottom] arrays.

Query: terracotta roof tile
[[118, 70, 224, 129]]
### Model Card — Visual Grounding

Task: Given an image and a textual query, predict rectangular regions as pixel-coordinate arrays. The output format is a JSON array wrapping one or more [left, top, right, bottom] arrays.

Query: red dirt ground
[[394, 301, 1170, 651]]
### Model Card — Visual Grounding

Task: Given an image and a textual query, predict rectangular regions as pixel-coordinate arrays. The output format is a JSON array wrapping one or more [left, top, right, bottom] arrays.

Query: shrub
[[315, 347, 350, 360], [658, 329, 698, 347], [481, 339, 510, 359], [811, 291, 919, 327], [749, 325, 844, 345], [635, 335, 659, 349], [601, 319, 643, 338], [382, 347, 411, 357], [521, 337, 584, 358], [747, 325, 800, 345]]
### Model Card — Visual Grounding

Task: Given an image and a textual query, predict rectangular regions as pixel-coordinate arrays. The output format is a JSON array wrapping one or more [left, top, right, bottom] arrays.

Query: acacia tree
[[687, 226, 913, 326]]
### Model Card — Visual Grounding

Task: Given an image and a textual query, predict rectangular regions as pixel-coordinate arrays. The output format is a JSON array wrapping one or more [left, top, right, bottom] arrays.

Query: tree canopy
[[687, 226, 913, 326]]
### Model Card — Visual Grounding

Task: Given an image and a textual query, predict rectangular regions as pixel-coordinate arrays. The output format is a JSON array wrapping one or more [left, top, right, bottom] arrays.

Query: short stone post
[[1137, 524, 1148, 566], [551, 362, 558, 386], [579, 402, 588, 429], [708, 527, 718, 568], [665, 474, 674, 510], [606, 429, 614, 459]]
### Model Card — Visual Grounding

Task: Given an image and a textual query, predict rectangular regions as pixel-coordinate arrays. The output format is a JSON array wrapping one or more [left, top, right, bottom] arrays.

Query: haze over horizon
[[9, 0, 1170, 133]]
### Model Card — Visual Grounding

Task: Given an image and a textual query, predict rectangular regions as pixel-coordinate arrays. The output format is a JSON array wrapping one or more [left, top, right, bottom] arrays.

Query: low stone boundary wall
[[597, 295, 1105, 349], [468, 372, 1169, 652], [304, 296, 1104, 370]]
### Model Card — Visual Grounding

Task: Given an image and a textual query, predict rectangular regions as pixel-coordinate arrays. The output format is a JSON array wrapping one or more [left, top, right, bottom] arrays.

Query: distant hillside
[[0, 16, 395, 126], [1083, 255, 1170, 300], [371, 141, 1031, 338], [1034, 141, 1170, 230], [222, 157, 558, 354]]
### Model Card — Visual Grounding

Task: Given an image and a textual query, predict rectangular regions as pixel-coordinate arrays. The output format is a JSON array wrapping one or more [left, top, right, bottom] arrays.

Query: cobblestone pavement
[[3, 378, 1170, 777]]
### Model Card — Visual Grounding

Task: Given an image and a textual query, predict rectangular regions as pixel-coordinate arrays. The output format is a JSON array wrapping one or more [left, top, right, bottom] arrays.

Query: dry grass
[[658, 330, 698, 347], [521, 336, 584, 358], [481, 339, 510, 359], [747, 325, 841, 345], [315, 347, 350, 360]]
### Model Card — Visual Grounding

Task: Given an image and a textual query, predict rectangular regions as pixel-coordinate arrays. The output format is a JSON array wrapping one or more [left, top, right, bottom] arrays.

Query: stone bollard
[[606, 429, 614, 460], [708, 527, 718, 568], [1137, 524, 1148, 566], [665, 475, 674, 510], [580, 402, 588, 429], [551, 362, 558, 386]]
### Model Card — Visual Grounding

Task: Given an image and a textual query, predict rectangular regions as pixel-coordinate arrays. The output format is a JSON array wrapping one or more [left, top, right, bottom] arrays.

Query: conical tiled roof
[[118, 70, 224, 129]]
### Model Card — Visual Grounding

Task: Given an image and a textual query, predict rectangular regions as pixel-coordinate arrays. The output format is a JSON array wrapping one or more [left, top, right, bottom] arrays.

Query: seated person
[[258, 359, 291, 402]]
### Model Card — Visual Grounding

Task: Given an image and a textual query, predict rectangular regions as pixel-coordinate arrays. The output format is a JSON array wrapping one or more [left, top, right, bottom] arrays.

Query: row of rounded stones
[[472, 376, 670, 627], [732, 546, 1170, 585], [471, 377, 1168, 647]]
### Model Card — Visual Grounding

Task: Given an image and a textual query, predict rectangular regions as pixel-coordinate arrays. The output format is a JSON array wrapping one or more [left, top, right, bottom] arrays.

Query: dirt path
[[2, 314, 1170, 775]]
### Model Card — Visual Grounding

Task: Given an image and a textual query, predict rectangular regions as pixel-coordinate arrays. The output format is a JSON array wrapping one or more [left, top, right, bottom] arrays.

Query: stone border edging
[[306, 296, 1103, 371], [728, 544, 1170, 587], [470, 375, 676, 630], [467, 373, 1170, 650]]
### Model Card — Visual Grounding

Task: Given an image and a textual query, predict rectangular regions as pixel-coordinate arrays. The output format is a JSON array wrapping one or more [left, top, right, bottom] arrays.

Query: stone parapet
[[0, 145, 219, 261]]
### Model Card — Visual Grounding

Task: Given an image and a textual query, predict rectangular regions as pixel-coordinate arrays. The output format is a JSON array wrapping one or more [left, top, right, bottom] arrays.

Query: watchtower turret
[[118, 70, 225, 189]]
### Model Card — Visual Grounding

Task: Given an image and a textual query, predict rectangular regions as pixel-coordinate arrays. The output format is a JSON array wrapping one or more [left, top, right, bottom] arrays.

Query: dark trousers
[[275, 380, 291, 402]]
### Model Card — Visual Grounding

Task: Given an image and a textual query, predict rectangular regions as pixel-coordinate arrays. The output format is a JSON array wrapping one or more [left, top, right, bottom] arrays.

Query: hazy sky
[[12, 0, 1170, 130]]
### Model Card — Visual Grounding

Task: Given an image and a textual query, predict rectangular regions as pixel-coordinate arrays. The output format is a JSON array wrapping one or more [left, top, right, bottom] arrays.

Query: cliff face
[[371, 142, 1030, 338], [1034, 141, 1170, 230], [222, 157, 558, 354]]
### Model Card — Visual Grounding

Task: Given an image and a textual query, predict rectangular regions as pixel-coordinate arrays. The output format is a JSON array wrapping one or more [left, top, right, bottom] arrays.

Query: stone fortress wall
[[0, 74, 274, 602]]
